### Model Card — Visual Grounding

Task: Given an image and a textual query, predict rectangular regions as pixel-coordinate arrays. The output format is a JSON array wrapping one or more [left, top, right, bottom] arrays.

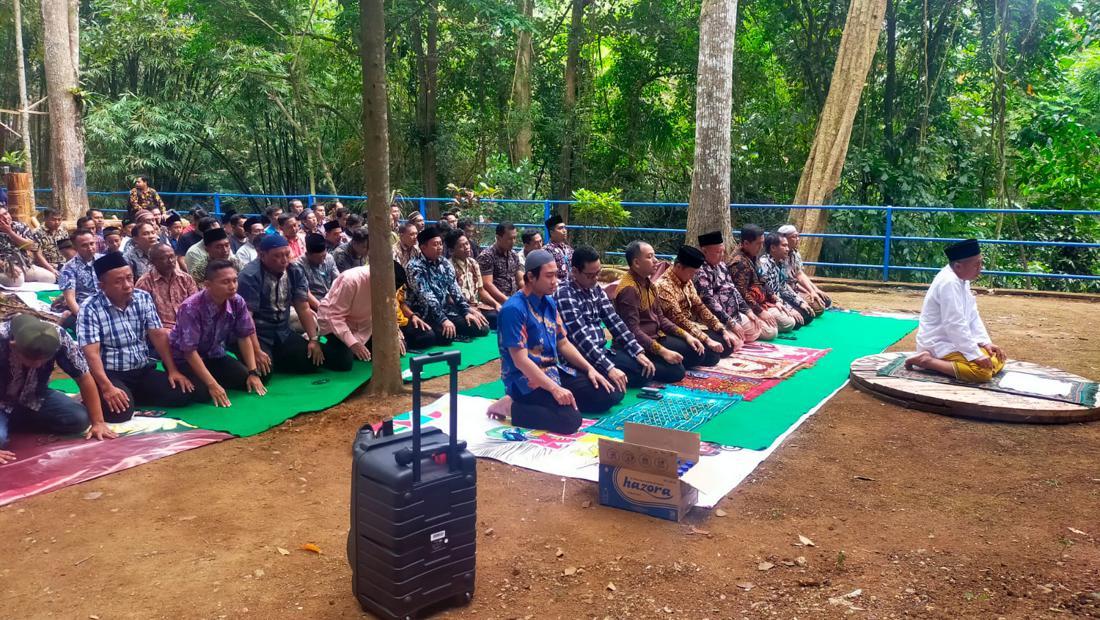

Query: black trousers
[[611, 348, 685, 387], [482, 308, 499, 330], [179, 355, 251, 401], [402, 322, 437, 352], [257, 329, 337, 374], [431, 315, 490, 346], [511, 372, 625, 435], [661, 333, 720, 369], [101, 363, 195, 422], [321, 336, 366, 373]]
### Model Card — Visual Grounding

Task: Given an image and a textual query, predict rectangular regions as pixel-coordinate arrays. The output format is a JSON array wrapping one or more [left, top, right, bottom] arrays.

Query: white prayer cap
[[777, 224, 798, 236]]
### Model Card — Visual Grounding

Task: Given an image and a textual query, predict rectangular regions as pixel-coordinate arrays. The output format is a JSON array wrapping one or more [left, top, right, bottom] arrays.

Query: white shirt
[[235, 242, 258, 265], [915, 265, 991, 361]]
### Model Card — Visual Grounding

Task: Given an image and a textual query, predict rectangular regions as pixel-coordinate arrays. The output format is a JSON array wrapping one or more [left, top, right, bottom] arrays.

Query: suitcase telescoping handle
[[408, 350, 462, 483]]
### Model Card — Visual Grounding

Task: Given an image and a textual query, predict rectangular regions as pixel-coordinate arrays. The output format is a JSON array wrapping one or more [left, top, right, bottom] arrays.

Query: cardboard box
[[597, 422, 700, 522]]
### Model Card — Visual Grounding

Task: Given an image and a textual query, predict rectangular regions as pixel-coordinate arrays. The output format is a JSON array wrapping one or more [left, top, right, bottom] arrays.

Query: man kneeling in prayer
[[906, 239, 1007, 383], [488, 249, 623, 435], [170, 260, 268, 407]]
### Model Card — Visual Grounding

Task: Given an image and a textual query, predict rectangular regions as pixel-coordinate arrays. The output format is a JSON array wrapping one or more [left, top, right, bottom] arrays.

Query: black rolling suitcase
[[349, 350, 477, 620]]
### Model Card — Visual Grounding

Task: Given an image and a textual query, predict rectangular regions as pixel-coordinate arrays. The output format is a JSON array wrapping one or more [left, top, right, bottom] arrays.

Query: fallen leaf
[[798, 534, 815, 547], [844, 588, 863, 599], [83, 492, 103, 501], [795, 556, 807, 566], [1068, 527, 1089, 536], [853, 475, 876, 481], [715, 508, 728, 517], [757, 562, 775, 571], [253, 568, 265, 578], [300, 543, 322, 554], [563, 566, 577, 576], [177, 515, 196, 521], [484, 528, 495, 536], [686, 525, 711, 536], [581, 500, 592, 508], [276, 547, 290, 556], [736, 582, 755, 591], [555, 548, 564, 558], [606, 582, 617, 592]]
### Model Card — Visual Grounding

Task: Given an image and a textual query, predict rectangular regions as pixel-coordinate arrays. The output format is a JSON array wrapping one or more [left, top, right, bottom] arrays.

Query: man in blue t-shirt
[[492, 249, 623, 435]]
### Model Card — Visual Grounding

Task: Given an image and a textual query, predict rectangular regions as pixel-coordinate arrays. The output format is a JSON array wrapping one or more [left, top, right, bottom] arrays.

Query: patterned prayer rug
[[586, 387, 740, 439], [711, 354, 804, 379], [678, 369, 779, 401], [739, 342, 830, 365], [877, 354, 1098, 407]]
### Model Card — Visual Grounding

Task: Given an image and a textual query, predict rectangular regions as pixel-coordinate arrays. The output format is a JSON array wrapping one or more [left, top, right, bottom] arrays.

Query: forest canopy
[[1, 0, 1097, 289]]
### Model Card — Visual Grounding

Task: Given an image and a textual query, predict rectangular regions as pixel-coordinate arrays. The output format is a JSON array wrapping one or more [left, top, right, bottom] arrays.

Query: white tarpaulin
[[394, 388, 844, 508]]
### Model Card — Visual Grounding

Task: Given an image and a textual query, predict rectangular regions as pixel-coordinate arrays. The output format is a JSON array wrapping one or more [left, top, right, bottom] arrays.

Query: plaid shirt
[[693, 260, 749, 324], [544, 241, 572, 280], [406, 255, 470, 328], [135, 267, 198, 328], [655, 268, 724, 340], [476, 244, 521, 297], [58, 256, 100, 305], [77, 289, 162, 372], [555, 278, 643, 374], [728, 248, 776, 314], [31, 227, 68, 269], [0, 319, 88, 416]]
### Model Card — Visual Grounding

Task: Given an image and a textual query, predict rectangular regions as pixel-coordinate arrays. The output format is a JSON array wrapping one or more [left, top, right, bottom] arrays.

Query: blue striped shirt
[[76, 289, 163, 372]]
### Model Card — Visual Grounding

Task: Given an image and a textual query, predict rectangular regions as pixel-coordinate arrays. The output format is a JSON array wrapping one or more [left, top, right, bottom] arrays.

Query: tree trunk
[[413, 1, 440, 214], [509, 0, 534, 165], [881, 0, 896, 205], [686, 0, 738, 249], [360, 0, 403, 396], [555, 0, 586, 204], [13, 0, 36, 198], [790, 0, 887, 267], [40, 0, 89, 221]]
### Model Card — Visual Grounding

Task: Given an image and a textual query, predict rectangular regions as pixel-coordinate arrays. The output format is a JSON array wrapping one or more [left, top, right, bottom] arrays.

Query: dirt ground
[[2, 288, 1099, 620]]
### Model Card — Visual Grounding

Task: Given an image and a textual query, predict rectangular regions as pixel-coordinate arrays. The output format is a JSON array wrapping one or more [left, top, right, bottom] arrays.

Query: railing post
[[418, 197, 427, 218], [883, 206, 893, 282], [213, 192, 222, 216], [307, 194, 315, 209], [543, 199, 552, 223]]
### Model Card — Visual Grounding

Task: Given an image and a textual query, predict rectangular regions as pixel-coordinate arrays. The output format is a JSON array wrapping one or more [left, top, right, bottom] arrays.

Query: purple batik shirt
[[169, 290, 256, 362]]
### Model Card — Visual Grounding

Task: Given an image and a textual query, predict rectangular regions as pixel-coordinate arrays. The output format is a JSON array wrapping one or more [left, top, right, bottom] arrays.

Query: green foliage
[[570, 188, 629, 253], [0, 150, 28, 168]]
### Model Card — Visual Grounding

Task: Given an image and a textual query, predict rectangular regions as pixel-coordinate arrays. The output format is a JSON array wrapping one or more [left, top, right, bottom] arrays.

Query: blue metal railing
[[33, 189, 1100, 285]]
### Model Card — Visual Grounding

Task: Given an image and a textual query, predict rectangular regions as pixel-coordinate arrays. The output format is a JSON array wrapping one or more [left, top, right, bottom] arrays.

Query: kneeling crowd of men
[[0, 192, 830, 463]]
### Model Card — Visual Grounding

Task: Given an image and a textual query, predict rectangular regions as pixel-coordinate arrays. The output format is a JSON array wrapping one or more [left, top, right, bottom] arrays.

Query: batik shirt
[[135, 267, 198, 328], [693, 261, 749, 324], [123, 242, 154, 279], [611, 271, 687, 354], [31, 227, 68, 269], [555, 278, 644, 374], [0, 319, 88, 416], [476, 244, 521, 298], [655, 268, 724, 341], [728, 248, 777, 315], [0, 220, 34, 268], [757, 254, 803, 309], [128, 187, 165, 213], [189, 251, 243, 287], [169, 290, 256, 362], [544, 241, 573, 280], [296, 254, 339, 300], [451, 256, 484, 306], [332, 242, 367, 273], [77, 289, 162, 372], [58, 256, 99, 305], [786, 249, 804, 277], [498, 291, 566, 396], [237, 260, 310, 346], [392, 242, 421, 268], [406, 255, 470, 328]]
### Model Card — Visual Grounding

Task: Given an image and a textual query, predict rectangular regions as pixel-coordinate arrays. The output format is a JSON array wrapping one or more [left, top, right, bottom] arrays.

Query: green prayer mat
[[461, 311, 918, 450], [49, 333, 501, 437], [36, 290, 62, 305]]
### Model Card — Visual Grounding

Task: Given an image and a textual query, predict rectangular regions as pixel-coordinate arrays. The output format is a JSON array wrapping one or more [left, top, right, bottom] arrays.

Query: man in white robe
[[906, 239, 1007, 383]]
